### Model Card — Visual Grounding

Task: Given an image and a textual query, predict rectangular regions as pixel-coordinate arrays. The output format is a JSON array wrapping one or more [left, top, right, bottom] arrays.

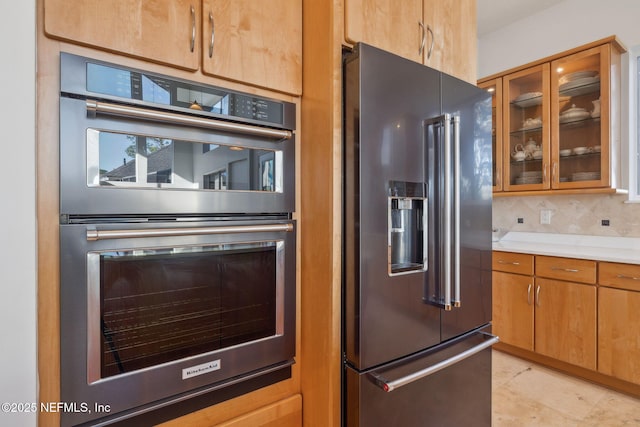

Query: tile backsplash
[[492, 193, 640, 238]]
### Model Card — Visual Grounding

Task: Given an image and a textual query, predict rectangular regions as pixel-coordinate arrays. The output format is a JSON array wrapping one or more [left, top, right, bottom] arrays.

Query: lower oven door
[[59, 218, 295, 426]]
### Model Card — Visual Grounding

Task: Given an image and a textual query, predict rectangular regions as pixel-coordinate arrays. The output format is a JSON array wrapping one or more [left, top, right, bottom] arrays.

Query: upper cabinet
[[480, 37, 625, 196], [478, 78, 503, 191], [344, 0, 423, 63], [344, 0, 476, 83], [44, 0, 201, 71], [503, 63, 551, 192], [44, 0, 302, 95], [422, 0, 476, 82], [201, 1, 301, 95]]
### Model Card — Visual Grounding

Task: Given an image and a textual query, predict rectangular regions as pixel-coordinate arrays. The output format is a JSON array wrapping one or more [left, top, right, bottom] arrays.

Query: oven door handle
[[86, 99, 293, 140], [87, 223, 294, 241]]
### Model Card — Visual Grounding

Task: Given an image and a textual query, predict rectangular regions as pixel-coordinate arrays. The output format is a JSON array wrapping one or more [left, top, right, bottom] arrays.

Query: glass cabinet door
[[551, 45, 609, 189], [478, 79, 502, 192], [503, 64, 550, 191]]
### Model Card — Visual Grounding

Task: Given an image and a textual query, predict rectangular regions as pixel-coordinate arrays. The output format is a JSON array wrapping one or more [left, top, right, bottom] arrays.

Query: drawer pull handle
[[535, 285, 541, 307], [527, 283, 532, 305], [497, 260, 520, 266], [617, 274, 640, 281], [551, 267, 579, 273]]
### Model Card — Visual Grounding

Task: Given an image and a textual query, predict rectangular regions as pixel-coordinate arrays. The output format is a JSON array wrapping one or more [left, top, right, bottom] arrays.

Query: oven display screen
[[85, 63, 284, 124]]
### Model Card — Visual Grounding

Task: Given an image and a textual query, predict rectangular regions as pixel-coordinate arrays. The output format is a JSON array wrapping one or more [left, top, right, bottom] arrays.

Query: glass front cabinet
[[551, 45, 610, 189], [482, 37, 624, 195], [503, 64, 550, 191], [478, 78, 503, 192]]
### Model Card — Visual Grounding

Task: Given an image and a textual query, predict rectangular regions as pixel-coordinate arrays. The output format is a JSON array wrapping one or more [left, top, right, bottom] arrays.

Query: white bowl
[[559, 149, 572, 157], [573, 147, 588, 155]]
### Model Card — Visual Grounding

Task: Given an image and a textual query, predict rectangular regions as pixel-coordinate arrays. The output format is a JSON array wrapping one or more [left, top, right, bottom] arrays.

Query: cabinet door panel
[[344, 0, 422, 63], [598, 287, 640, 385], [492, 271, 534, 351], [423, 0, 476, 83], [551, 45, 610, 189], [534, 278, 596, 370], [44, 0, 200, 70], [202, 0, 302, 95]]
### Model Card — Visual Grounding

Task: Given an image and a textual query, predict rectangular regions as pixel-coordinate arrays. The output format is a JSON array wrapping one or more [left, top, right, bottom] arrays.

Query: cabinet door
[[478, 79, 503, 191], [598, 287, 640, 385], [534, 278, 596, 370], [44, 0, 200, 71], [202, 0, 302, 95], [423, 0, 477, 83], [503, 64, 551, 191], [551, 45, 610, 189], [344, 0, 423, 63], [492, 271, 534, 351]]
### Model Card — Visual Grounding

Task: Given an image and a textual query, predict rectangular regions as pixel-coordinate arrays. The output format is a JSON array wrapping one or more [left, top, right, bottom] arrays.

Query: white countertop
[[492, 232, 640, 265]]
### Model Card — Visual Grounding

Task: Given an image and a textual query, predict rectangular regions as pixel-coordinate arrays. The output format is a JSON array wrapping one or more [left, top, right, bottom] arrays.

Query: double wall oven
[[58, 53, 296, 426]]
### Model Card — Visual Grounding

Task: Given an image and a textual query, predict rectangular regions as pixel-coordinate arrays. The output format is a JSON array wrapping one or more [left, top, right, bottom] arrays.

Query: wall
[[0, 1, 37, 427], [478, 0, 640, 78], [479, 0, 640, 238]]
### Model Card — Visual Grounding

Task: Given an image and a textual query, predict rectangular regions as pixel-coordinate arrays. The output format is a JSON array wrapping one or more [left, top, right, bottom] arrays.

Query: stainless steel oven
[[59, 52, 295, 217], [60, 218, 295, 426], [58, 53, 297, 426]]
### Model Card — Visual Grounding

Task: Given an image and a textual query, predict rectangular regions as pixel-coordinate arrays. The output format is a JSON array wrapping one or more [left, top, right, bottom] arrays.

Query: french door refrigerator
[[343, 43, 498, 426]]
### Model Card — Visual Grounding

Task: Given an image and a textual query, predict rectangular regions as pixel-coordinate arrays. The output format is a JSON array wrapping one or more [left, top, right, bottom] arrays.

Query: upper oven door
[[59, 96, 295, 216]]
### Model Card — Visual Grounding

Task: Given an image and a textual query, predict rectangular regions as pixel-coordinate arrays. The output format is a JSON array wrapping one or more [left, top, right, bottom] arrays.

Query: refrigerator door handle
[[452, 115, 461, 307], [369, 332, 499, 392], [423, 114, 453, 310]]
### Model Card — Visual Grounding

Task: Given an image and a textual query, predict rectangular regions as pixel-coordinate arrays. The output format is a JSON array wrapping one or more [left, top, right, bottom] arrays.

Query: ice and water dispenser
[[388, 181, 427, 275]]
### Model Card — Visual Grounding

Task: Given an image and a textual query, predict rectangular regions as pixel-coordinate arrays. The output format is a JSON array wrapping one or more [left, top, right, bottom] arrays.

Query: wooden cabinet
[[478, 78, 503, 191], [44, 0, 302, 95], [344, 0, 476, 83], [492, 253, 597, 370], [422, 0, 476, 82], [344, 0, 422, 63], [502, 63, 551, 191], [201, 0, 302, 95], [550, 44, 612, 190], [44, 0, 201, 71], [492, 252, 534, 350], [598, 262, 640, 385], [480, 37, 625, 196], [534, 256, 597, 370]]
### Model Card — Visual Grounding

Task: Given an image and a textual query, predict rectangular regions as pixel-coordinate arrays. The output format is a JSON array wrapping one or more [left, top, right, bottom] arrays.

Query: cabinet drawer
[[535, 256, 596, 284], [599, 262, 640, 292], [492, 251, 534, 275]]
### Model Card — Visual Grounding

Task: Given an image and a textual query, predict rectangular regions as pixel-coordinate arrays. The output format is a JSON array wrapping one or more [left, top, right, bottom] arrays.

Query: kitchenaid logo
[[182, 359, 221, 380]]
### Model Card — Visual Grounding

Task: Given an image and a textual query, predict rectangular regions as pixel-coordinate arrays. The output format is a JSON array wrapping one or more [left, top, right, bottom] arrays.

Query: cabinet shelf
[[559, 81, 600, 97], [559, 116, 600, 128]]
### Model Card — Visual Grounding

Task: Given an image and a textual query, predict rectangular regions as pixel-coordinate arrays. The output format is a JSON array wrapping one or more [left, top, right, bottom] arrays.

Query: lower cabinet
[[598, 262, 640, 385], [534, 278, 596, 370], [492, 271, 534, 351], [493, 253, 597, 370]]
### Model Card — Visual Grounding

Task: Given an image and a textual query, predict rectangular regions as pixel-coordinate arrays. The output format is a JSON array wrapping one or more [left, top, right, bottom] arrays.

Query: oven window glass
[[86, 129, 282, 192], [93, 242, 279, 380]]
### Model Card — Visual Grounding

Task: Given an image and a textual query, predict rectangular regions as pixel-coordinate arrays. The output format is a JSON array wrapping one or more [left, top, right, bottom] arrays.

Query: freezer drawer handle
[[86, 100, 293, 140], [369, 333, 499, 392], [86, 223, 294, 241]]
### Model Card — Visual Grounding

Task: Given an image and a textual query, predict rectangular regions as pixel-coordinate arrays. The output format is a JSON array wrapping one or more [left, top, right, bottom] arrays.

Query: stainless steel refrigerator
[[343, 43, 498, 426]]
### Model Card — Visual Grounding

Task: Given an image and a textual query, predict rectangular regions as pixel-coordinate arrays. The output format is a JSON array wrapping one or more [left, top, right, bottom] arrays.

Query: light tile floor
[[492, 350, 640, 426]]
